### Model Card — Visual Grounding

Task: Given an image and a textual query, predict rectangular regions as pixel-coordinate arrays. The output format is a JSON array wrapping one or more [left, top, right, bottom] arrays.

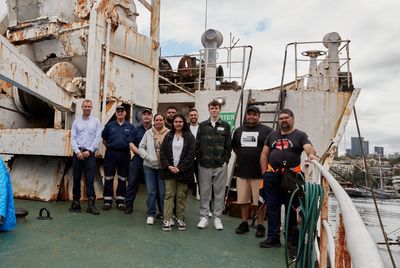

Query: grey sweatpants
[[198, 164, 227, 218]]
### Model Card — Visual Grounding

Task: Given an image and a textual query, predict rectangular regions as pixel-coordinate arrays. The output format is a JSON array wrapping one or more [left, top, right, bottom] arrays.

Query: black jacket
[[160, 131, 196, 182]]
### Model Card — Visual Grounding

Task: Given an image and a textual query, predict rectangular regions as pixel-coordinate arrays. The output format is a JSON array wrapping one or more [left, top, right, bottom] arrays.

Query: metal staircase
[[246, 88, 286, 130]]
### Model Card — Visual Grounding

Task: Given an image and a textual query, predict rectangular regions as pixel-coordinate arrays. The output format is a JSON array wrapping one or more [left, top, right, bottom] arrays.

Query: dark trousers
[[72, 153, 96, 200], [125, 158, 144, 206], [263, 172, 299, 243], [103, 150, 130, 205]]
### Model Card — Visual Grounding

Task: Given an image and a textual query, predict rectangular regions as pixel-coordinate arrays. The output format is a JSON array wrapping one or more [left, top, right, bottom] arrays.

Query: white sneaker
[[197, 217, 209, 229], [169, 218, 175, 226], [214, 217, 223, 230], [208, 212, 212, 218], [146, 216, 155, 225]]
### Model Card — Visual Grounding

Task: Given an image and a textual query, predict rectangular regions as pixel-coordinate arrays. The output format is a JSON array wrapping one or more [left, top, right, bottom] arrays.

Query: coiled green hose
[[285, 182, 324, 268]]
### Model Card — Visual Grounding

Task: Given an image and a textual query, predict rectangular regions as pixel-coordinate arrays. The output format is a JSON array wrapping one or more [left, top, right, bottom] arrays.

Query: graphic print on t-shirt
[[240, 132, 259, 147], [272, 139, 293, 150]]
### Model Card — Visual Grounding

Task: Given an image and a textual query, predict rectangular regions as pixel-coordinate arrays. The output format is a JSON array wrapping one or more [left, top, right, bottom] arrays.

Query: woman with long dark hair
[[160, 114, 196, 231], [138, 113, 169, 225]]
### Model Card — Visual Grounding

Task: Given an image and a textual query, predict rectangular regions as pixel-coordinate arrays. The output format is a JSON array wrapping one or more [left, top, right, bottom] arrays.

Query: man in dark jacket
[[124, 108, 152, 214], [102, 105, 134, 210], [196, 100, 231, 230]]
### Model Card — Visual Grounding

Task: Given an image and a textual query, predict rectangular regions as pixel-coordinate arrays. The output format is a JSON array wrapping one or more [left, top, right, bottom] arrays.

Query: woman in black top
[[160, 114, 196, 231]]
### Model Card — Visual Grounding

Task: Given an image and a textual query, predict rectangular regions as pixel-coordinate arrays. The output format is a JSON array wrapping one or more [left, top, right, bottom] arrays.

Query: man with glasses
[[102, 105, 135, 210], [259, 109, 316, 248]]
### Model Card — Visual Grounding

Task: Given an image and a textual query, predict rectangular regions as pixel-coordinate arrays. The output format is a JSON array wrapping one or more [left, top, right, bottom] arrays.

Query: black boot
[[69, 200, 81, 213], [125, 203, 133, 214], [87, 197, 100, 215]]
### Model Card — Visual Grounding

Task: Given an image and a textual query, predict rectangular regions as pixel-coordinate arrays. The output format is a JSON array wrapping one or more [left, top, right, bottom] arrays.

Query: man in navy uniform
[[102, 105, 135, 210], [125, 108, 153, 214]]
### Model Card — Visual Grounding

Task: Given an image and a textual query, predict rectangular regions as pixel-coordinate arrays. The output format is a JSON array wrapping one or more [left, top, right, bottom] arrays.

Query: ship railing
[[159, 45, 252, 94], [280, 38, 353, 92], [308, 160, 385, 268]]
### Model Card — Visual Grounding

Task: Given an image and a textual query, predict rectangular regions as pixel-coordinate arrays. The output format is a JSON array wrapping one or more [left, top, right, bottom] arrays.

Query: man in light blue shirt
[[69, 99, 101, 215]]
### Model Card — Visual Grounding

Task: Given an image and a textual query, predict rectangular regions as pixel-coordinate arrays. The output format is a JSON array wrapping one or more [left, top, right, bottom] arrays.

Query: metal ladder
[[246, 88, 286, 130]]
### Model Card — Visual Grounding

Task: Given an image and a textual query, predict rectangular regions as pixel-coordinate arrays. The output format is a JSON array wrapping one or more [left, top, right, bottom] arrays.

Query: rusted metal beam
[[311, 160, 385, 267], [319, 177, 330, 268], [0, 35, 74, 111], [138, 0, 152, 11], [343, 237, 351, 268], [150, 0, 160, 112], [335, 213, 345, 268]]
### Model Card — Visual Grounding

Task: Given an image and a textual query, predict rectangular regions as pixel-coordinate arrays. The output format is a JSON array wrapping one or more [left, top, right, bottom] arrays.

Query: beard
[[280, 122, 291, 131]]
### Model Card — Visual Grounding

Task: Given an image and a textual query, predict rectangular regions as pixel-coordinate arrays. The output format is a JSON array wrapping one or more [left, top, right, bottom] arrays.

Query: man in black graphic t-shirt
[[259, 109, 316, 249], [232, 106, 272, 237]]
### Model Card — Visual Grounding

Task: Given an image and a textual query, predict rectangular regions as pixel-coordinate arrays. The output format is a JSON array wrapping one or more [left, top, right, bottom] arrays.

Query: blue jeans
[[263, 172, 299, 243], [125, 158, 143, 206], [143, 166, 165, 217]]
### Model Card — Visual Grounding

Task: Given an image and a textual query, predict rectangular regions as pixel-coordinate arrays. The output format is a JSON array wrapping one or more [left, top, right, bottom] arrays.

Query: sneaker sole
[[255, 232, 266, 238], [162, 227, 171, 231], [235, 229, 249, 234], [178, 227, 186, 231], [68, 209, 81, 213], [259, 243, 281, 248], [87, 210, 100, 215]]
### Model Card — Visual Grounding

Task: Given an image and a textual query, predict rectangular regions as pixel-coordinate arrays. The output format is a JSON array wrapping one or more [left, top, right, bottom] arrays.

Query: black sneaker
[[155, 212, 164, 219], [259, 239, 281, 248], [68, 201, 81, 213], [255, 224, 266, 237], [235, 221, 249, 234], [103, 203, 111, 210], [117, 203, 126, 211]]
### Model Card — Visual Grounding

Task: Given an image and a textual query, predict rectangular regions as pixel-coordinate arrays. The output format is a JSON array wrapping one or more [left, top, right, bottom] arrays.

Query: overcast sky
[[1, 0, 399, 155]]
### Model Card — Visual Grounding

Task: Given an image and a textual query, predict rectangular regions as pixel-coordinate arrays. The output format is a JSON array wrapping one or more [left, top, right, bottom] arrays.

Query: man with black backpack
[[259, 109, 316, 248]]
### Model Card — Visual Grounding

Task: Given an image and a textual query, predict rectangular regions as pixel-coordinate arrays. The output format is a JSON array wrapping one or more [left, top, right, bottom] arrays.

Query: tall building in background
[[351, 137, 369, 157], [363, 140, 369, 156], [374, 146, 384, 157]]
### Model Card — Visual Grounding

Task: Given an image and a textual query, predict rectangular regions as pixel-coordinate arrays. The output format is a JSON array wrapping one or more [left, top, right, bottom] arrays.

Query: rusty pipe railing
[[310, 160, 385, 267]]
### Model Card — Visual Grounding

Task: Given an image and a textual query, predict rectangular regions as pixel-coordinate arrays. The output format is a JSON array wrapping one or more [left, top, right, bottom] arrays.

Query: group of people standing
[[70, 98, 316, 249]]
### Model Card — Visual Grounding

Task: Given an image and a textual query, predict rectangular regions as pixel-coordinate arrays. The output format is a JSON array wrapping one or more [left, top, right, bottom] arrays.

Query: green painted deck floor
[[1, 189, 285, 268]]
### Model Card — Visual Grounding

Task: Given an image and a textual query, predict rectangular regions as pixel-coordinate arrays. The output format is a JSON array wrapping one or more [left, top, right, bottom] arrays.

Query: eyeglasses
[[116, 110, 125, 113], [278, 116, 291, 120]]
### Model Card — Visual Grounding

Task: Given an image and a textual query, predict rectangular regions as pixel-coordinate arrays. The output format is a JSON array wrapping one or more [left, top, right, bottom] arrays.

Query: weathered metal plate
[[10, 155, 65, 201], [0, 129, 72, 156], [0, 35, 74, 111]]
